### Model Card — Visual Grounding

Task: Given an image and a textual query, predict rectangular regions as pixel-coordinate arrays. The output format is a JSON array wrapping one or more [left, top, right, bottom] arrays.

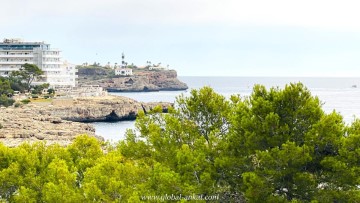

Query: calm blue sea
[[93, 77, 360, 142]]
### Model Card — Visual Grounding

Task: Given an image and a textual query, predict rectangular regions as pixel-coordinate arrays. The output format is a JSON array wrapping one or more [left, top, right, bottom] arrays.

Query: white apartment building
[[0, 38, 77, 87]]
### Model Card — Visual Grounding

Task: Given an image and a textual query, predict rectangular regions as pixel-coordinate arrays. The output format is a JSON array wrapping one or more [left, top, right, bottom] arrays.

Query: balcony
[[42, 55, 61, 58], [0, 67, 19, 71], [0, 54, 34, 58], [0, 61, 33, 65], [45, 74, 75, 78], [42, 61, 62, 65], [41, 68, 63, 72]]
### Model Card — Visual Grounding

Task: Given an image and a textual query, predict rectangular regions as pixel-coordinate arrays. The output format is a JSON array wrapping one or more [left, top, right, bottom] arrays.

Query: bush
[[14, 102, 22, 108], [31, 94, 38, 99], [31, 90, 41, 95], [47, 88, 55, 94], [21, 99, 31, 104], [0, 123, 2, 129], [0, 94, 15, 107]]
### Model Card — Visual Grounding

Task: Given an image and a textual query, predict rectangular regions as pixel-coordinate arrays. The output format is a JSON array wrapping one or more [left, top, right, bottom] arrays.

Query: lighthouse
[[121, 52, 125, 68]]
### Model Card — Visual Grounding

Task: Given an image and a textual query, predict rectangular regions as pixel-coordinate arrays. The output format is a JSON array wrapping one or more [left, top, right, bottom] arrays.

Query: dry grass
[[30, 98, 53, 103]]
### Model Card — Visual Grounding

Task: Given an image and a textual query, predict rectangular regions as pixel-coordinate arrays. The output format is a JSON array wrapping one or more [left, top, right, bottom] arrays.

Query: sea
[[93, 77, 360, 142]]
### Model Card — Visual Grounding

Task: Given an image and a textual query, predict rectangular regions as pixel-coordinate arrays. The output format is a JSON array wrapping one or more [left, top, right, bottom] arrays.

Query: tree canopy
[[11, 63, 43, 91], [1, 83, 360, 202]]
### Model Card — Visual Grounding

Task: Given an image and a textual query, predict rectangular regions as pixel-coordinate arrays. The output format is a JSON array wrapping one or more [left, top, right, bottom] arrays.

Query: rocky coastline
[[0, 95, 171, 147], [0, 106, 98, 147], [79, 69, 188, 92], [49, 95, 171, 122]]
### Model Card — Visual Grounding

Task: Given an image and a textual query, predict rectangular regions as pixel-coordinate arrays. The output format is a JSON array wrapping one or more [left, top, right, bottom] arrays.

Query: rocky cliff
[[79, 69, 188, 92], [0, 96, 171, 147], [0, 105, 97, 147], [48, 95, 171, 122]]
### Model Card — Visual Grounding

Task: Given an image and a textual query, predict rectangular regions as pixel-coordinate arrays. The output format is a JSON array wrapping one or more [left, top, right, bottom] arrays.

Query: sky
[[2, 0, 360, 76]]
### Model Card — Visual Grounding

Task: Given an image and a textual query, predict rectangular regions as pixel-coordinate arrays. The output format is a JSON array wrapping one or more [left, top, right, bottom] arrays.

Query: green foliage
[[119, 83, 360, 202], [31, 83, 49, 95], [20, 99, 31, 104], [11, 63, 43, 91], [0, 83, 360, 202], [0, 94, 15, 107], [47, 88, 55, 95], [0, 78, 13, 96], [14, 102, 21, 108]]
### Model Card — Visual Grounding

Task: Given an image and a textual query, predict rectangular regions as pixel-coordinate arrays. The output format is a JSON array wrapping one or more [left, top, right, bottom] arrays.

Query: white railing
[[42, 55, 61, 58], [0, 54, 34, 58], [0, 67, 19, 71], [41, 68, 63, 72], [0, 61, 32, 65], [45, 74, 75, 78], [42, 61, 62, 65]]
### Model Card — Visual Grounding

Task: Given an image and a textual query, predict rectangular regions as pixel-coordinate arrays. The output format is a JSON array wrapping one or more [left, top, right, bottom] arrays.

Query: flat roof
[[1, 38, 48, 45]]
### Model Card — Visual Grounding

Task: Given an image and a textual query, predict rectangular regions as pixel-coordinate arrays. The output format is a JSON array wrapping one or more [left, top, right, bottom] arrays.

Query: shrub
[[0, 94, 15, 107], [14, 102, 22, 108], [47, 88, 55, 94], [31, 94, 38, 99], [0, 123, 2, 129], [31, 90, 41, 95], [21, 99, 31, 104]]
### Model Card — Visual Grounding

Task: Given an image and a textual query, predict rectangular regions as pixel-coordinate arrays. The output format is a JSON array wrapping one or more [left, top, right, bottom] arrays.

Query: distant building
[[148, 62, 167, 70], [115, 68, 133, 76], [55, 61, 78, 87], [0, 38, 77, 87], [149, 66, 166, 70]]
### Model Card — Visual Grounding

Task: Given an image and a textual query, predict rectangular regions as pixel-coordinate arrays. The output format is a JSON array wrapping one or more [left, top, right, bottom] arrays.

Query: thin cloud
[[2, 0, 360, 30]]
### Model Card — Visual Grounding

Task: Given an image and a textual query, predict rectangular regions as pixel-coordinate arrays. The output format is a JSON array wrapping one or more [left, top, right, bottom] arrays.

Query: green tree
[[8, 76, 27, 93], [41, 158, 82, 202], [119, 86, 237, 200], [31, 83, 49, 95], [47, 88, 55, 95], [0, 77, 15, 107], [82, 152, 151, 202], [67, 135, 103, 184], [0, 94, 15, 107], [11, 63, 43, 91], [0, 78, 13, 96], [1, 83, 360, 202]]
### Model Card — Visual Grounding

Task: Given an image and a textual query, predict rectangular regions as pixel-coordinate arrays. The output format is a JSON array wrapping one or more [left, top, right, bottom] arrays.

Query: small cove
[[93, 76, 360, 142]]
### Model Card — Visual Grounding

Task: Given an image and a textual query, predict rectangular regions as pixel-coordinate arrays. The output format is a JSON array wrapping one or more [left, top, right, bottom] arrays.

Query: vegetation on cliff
[[78, 65, 188, 92], [1, 83, 360, 202], [0, 64, 50, 107]]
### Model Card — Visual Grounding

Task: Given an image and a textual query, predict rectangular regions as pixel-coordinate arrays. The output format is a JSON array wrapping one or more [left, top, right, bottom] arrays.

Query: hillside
[[78, 66, 188, 92]]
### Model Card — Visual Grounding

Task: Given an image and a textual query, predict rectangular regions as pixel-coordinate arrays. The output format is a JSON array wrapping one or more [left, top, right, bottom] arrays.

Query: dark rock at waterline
[[0, 95, 171, 147], [49, 96, 171, 123]]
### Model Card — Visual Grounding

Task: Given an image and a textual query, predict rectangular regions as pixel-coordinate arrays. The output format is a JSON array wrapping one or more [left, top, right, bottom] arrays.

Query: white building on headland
[[0, 38, 77, 87], [115, 68, 133, 76]]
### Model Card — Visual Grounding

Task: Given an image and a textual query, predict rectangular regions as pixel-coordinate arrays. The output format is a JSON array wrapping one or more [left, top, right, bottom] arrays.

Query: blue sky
[[2, 0, 360, 76]]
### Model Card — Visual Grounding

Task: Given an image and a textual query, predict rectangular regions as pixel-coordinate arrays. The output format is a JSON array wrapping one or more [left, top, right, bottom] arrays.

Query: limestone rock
[[80, 70, 188, 92], [0, 105, 97, 147], [0, 95, 170, 147]]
